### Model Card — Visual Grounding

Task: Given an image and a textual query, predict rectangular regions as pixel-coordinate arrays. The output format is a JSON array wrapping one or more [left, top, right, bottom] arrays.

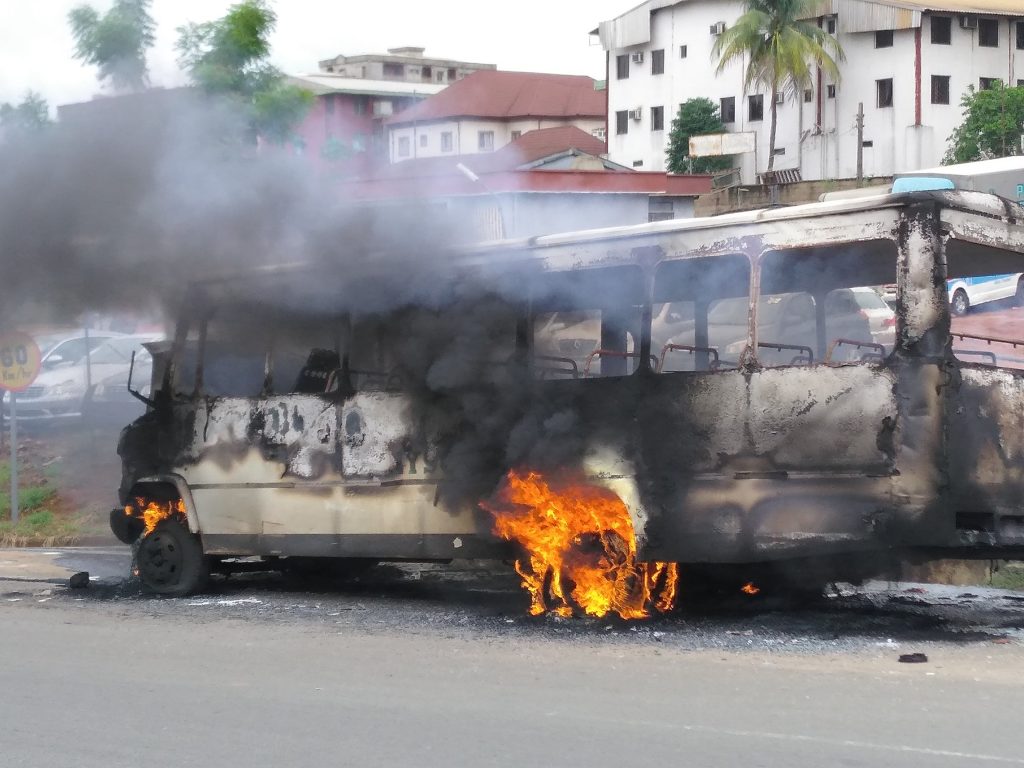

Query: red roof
[[386, 70, 605, 125], [492, 125, 607, 166]]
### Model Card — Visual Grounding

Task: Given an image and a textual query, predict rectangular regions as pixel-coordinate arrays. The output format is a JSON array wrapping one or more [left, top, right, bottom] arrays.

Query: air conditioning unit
[[631, 51, 645, 64], [628, 107, 643, 121], [960, 14, 977, 29], [710, 21, 726, 35]]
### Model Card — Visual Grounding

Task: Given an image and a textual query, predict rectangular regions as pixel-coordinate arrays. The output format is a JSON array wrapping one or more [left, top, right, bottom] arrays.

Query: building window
[[772, 147, 786, 156], [875, 29, 893, 48], [383, 62, 404, 78], [774, 92, 785, 105], [616, 54, 630, 79], [803, 88, 813, 103], [826, 17, 836, 34], [441, 132, 453, 153], [979, 77, 999, 90], [1017, 21, 1024, 50], [652, 49, 665, 75], [931, 16, 951, 44], [679, 44, 688, 58], [648, 198, 674, 223], [419, 134, 428, 148], [979, 18, 999, 47], [616, 110, 629, 135], [720, 96, 735, 123], [436, 71, 445, 82], [748, 94, 763, 121], [397, 136, 410, 157], [827, 84, 836, 98], [354, 96, 368, 115], [478, 131, 494, 151], [931, 75, 950, 104], [510, 130, 522, 141], [876, 78, 893, 108], [651, 105, 665, 131]]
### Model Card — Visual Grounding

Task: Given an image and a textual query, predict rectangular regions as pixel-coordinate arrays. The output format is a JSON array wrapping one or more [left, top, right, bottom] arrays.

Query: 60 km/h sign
[[0, 331, 42, 393], [1, 330, 42, 525]]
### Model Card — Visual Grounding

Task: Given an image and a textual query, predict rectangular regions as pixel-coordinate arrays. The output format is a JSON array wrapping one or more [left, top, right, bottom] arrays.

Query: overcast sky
[[1, 1, 630, 108]]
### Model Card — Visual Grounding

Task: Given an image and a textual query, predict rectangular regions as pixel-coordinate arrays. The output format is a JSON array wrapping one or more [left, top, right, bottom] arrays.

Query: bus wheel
[[136, 519, 209, 597], [951, 289, 970, 316]]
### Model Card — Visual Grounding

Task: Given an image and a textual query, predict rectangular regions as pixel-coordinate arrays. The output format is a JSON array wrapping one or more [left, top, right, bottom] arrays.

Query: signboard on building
[[689, 132, 756, 158]]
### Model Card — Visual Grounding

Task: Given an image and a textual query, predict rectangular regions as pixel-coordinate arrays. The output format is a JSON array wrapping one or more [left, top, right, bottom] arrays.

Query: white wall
[[388, 118, 606, 163], [448, 192, 695, 240], [604, 2, 1024, 180]]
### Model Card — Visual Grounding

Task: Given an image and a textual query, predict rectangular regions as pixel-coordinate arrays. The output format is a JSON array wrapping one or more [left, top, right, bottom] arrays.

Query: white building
[[318, 46, 495, 85], [596, 0, 1024, 181], [385, 70, 607, 164]]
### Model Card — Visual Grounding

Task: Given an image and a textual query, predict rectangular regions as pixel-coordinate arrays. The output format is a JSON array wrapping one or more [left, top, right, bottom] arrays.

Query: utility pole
[[856, 102, 864, 187]]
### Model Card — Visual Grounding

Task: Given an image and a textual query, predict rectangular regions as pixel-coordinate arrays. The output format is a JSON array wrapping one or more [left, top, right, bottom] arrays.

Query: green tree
[[68, 0, 155, 91], [712, 0, 843, 175], [0, 92, 53, 136], [666, 98, 733, 174], [176, 1, 313, 144], [944, 82, 1024, 164]]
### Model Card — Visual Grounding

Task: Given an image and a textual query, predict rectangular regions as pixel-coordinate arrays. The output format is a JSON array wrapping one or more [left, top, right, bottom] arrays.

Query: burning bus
[[111, 188, 1024, 617]]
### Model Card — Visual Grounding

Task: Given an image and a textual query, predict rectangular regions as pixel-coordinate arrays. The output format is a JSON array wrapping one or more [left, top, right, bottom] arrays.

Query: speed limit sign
[[0, 331, 42, 393]]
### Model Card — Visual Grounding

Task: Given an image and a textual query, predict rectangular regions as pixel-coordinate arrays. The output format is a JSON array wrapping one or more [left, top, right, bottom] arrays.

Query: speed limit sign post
[[0, 331, 42, 524]]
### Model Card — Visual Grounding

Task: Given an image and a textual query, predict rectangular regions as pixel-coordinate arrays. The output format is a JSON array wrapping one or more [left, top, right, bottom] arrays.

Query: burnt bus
[[112, 189, 1024, 597]]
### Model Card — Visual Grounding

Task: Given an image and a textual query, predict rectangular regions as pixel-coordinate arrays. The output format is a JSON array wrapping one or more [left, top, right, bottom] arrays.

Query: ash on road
[[2, 548, 1024, 768]]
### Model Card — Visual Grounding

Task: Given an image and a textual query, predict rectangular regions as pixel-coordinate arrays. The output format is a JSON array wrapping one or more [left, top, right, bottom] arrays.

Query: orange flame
[[128, 498, 187, 536], [481, 470, 678, 619], [741, 582, 760, 595]]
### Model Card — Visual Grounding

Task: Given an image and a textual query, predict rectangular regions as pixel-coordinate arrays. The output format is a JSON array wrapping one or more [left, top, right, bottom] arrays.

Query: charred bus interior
[[112, 191, 1024, 608]]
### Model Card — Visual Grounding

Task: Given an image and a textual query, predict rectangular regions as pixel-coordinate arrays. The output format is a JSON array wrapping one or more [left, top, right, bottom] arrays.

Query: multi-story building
[[385, 70, 607, 164], [596, 0, 1024, 181], [288, 48, 496, 173], [318, 46, 495, 85]]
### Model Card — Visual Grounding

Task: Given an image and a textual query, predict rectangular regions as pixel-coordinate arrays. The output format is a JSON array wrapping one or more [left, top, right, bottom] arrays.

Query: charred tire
[[951, 289, 970, 317], [110, 507, 145, 545], [136, 519, 209, 597]]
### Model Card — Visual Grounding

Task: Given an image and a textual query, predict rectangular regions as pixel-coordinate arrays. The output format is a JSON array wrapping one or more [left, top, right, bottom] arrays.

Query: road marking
[[668, 722, 1024, 764]]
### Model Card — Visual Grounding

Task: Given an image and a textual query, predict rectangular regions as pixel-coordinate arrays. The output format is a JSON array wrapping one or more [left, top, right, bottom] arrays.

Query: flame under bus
[[113, 189, 1024, 599]]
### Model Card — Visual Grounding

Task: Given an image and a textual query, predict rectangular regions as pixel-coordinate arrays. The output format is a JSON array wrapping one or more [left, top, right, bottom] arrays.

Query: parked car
[[947, 273, 1024, 316], [662, 288, 885, 371], [81, 344, 156, 427], [3, 335, 159, 424], [1, 331, 123, 420]]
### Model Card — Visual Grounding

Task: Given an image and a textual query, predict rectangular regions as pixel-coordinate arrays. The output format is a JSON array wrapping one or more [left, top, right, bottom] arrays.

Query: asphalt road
[[2, 548, 1024, 767]]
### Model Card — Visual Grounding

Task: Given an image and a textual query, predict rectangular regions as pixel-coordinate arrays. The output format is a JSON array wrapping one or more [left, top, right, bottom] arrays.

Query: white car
[[947, 273, 1024, 316], [3, 335, 159, 423]]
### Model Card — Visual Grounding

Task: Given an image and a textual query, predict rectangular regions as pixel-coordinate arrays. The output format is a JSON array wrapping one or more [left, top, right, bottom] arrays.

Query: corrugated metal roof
[[883, 0, 1023, 13], [285, 74, 445, 99], [597, 0, 1021, 49]]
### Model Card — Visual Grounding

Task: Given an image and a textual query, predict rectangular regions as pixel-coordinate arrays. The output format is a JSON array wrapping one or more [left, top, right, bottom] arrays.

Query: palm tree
[[712, 0, 844, 176]]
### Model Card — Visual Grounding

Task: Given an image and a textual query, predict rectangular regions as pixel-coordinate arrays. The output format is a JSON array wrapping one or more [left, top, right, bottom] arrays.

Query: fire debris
[[481, 469, 678, 620], [69, 572, 90, 589], [741, 582, 761, 596], [898, 653, 929, 663]]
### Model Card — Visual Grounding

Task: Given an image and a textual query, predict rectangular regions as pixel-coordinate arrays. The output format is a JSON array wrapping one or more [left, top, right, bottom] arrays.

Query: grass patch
[[991, 562, 1024, 591]]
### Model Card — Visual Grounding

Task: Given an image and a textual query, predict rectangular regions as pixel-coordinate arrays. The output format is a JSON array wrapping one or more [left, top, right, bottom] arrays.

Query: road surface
[[2, 548, 1024, 767]]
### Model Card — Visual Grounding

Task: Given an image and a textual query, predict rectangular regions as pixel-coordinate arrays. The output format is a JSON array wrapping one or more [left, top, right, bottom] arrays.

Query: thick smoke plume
[[0, 89, 466, 328]]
